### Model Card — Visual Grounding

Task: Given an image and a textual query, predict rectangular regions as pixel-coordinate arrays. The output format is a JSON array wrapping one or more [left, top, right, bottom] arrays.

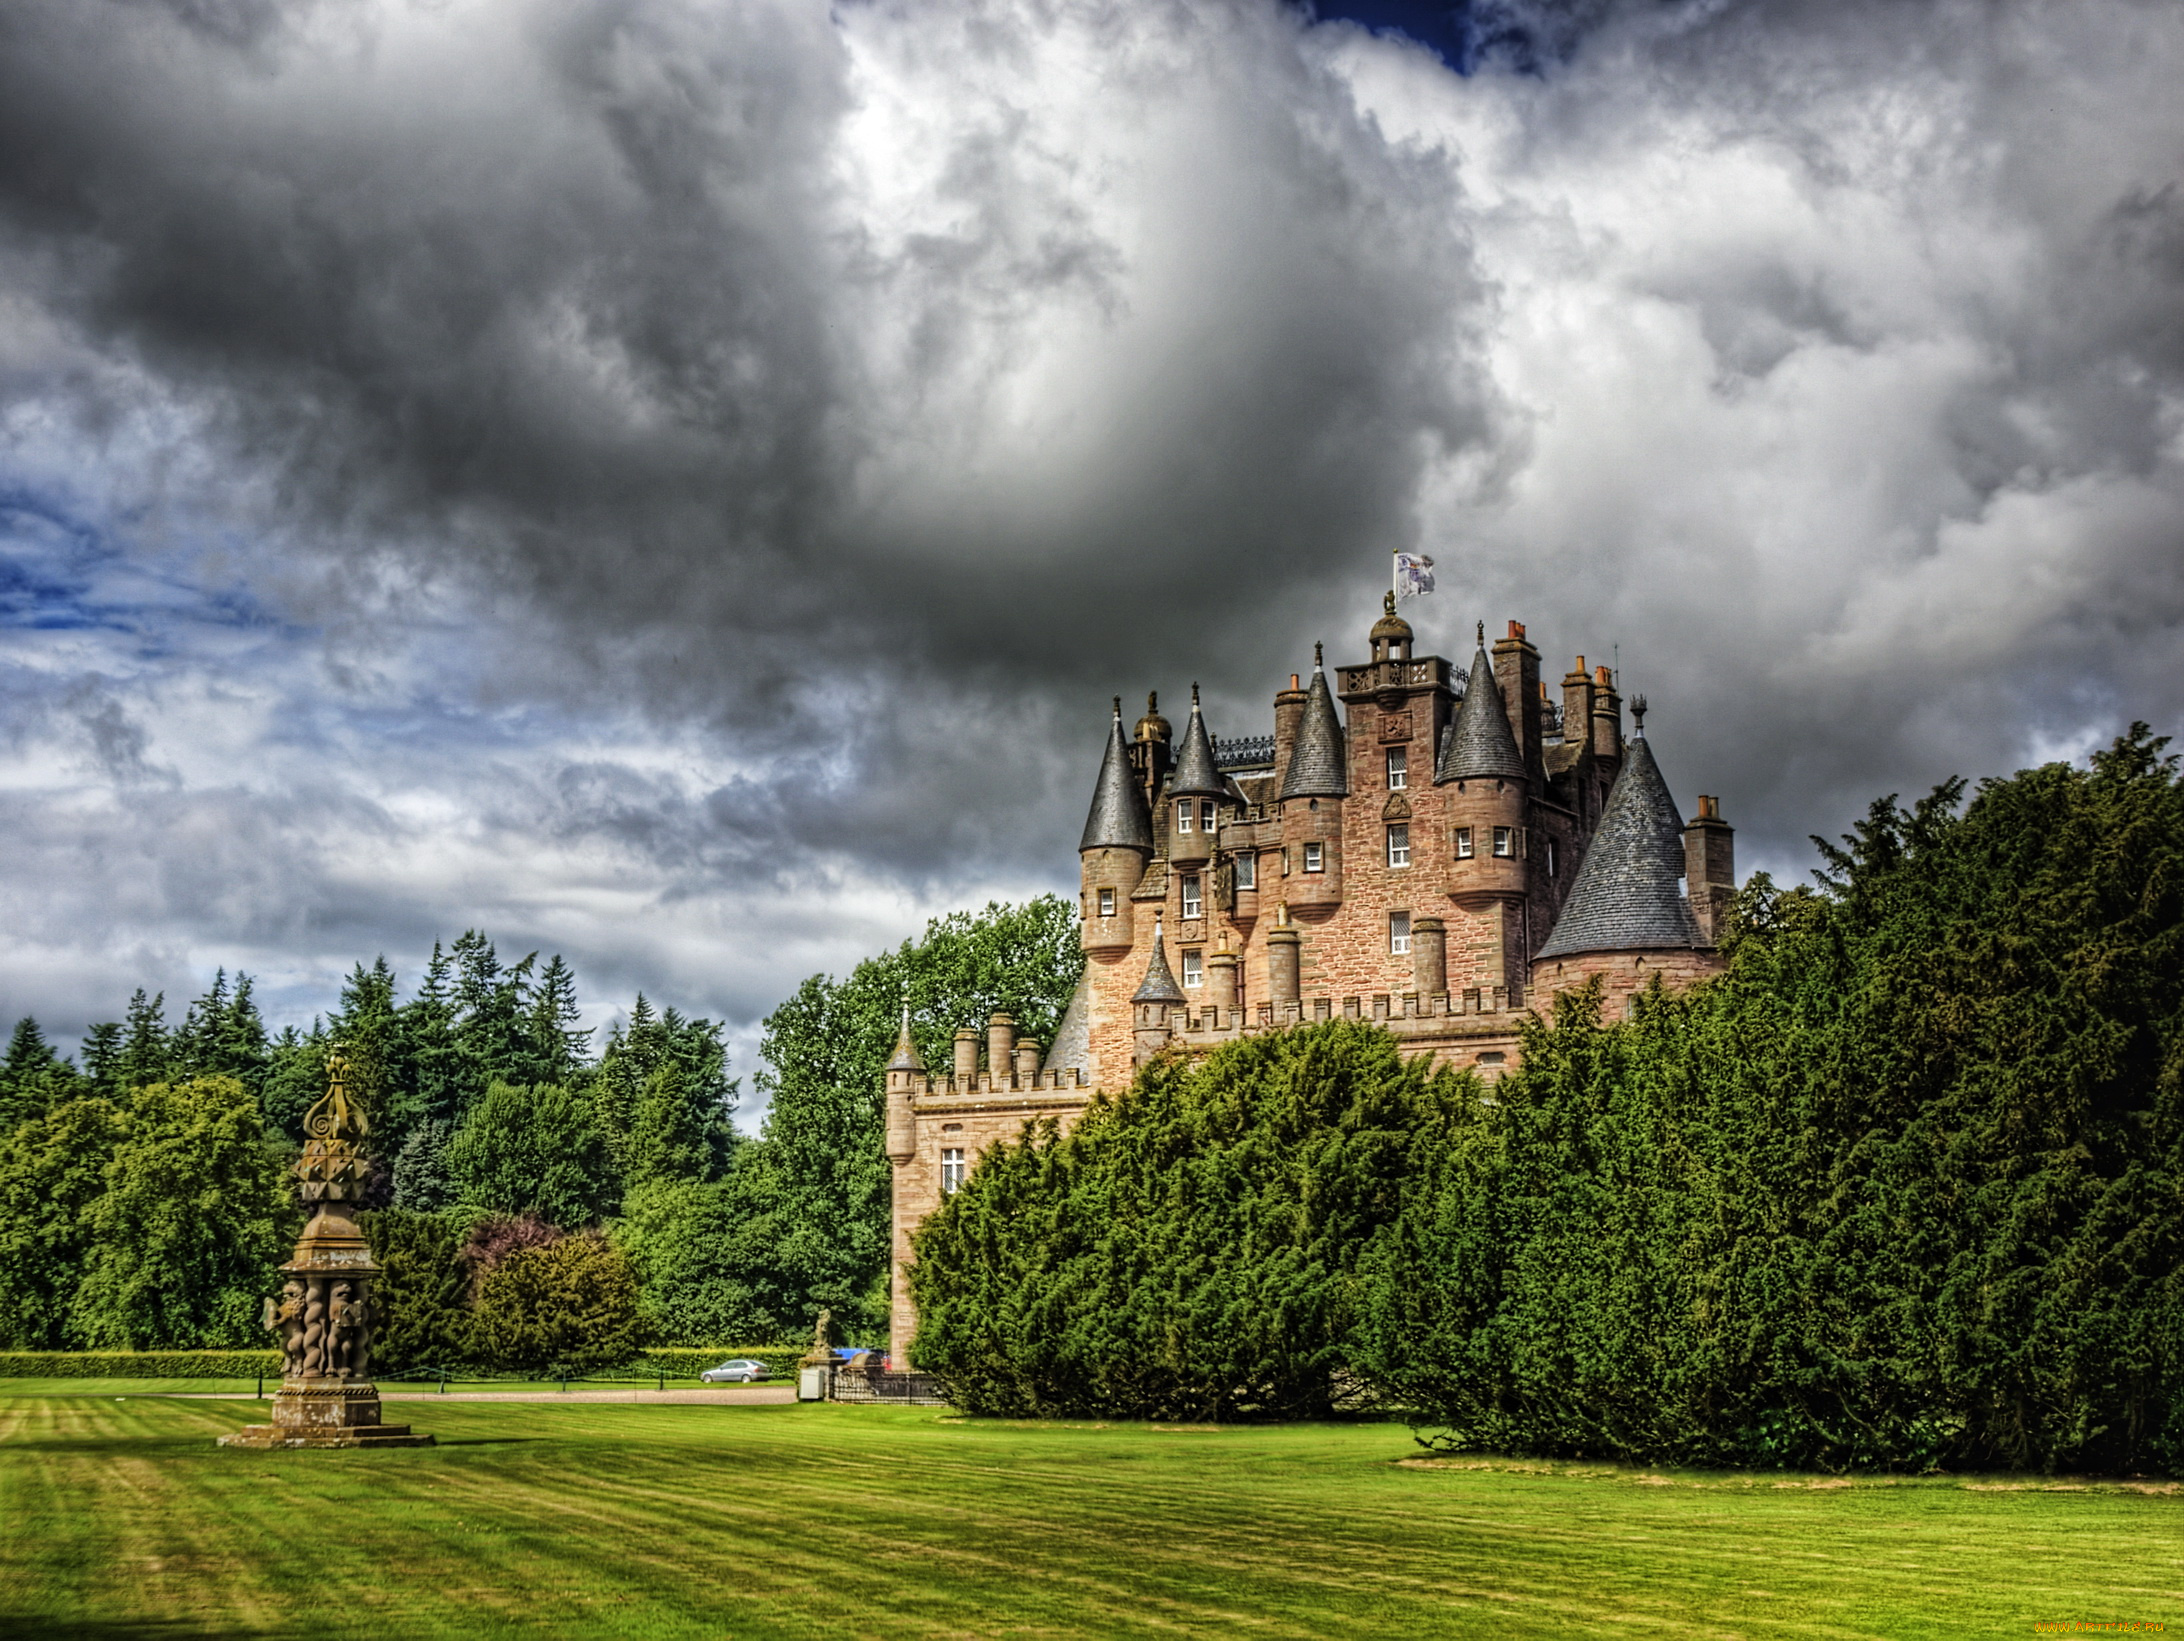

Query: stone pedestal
[[222, 1382, 432, 1449]]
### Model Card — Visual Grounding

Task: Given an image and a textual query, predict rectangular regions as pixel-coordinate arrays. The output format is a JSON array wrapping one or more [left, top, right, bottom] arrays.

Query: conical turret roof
[[1133, 916, 1187, 1003], [1170, 684, 1225, 799], [1279, 645, 1348, 799], [1437, 640, 1527, 783], [1080, 699, 1154, 853], [1537, 714, 1700, 958], [886, 1006, 925, 1072]]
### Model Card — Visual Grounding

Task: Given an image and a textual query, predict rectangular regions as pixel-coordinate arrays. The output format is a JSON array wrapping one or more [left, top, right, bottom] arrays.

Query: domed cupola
[[1369, 590, 1413, 667]]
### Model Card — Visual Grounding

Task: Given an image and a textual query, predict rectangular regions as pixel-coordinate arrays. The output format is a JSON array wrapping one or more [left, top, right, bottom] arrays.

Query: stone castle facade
[[884, 596, 1737, 1358]]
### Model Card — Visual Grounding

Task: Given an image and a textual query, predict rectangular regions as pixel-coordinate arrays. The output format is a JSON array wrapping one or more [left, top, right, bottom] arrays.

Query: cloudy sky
[[3, 0, 2180, 1109]]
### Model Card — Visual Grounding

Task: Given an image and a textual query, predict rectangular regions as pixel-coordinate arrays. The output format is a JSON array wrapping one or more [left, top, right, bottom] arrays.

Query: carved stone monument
[[220, 1052, 433, 1449]]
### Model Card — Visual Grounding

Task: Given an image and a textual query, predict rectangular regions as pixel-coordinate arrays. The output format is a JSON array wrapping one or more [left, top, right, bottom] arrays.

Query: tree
[[390, 1118, 458, 1212], [357, 1209, 470, 1376], [1359, 726, 2184, 1474], [590, 996, 737, 1192], [911, 1019, 1467, 1419], [753, 895, 1082, 1339], [116, 989, 172, 1092], [470, 1232, 644, 1373], [170, 970, 270, 1100], [1, 1018, 80, 1129], [613, 1175, 786, 1345], [68, 1077, 295, 1350], [443, 1081, 616, 1227], [0, 1097, 121, 1347]]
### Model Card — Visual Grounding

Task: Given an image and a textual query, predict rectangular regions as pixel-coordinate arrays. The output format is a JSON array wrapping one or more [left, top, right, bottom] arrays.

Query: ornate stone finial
[[1113, 695, 1122, 719], [1385, 589, 1397, 617], [221, 1045, 432, 1449], [1477, 619, 1485, 646], [1148, 690, 1158, 713], [1631, 694, 1649, 736], [1190, 681, 1200, 708], [1313, 641, 1323, 670]]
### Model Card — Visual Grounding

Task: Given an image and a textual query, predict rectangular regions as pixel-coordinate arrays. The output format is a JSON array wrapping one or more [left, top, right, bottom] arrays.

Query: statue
[[262, 1281, 307, 1378], [220, 1049, 431, 1448]]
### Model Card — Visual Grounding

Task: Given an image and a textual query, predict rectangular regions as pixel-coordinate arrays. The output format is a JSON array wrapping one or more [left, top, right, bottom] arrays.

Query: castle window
[[1176, 802, 1193, 834], [1201, 800, 1218, 832], [1303, 842, 1324, 873], [1282, 849, 1292, 876], [1386, 748, 1407, 790], [1181, 875, 1202, 919], [1545, 839, 1559, 877], [1236, 854, 1256, 891], [1182, 950, 1203, 988], [1389, 911, 1411, 955], [1386, 824, 1411, 868], [941, 1149, 966, 1195], [1455, 827, 1474, 859], [1098, 888, 1116, 919], [1493, 826, 1514, 857]]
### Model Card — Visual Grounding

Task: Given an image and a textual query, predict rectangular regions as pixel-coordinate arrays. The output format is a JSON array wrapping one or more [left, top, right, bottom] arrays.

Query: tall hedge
[[908, 1020, 1470, 1419]]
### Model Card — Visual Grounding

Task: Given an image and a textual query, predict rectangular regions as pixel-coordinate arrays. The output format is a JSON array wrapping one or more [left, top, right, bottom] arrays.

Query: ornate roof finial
[[1384, 589, 1397, 617], [1631, 694, 1649, 737], [1313, 641, 1324, 670], [1112, 695, 1122, 719], [1476, 619, 1485, 646], [1191, 681, 1201, 708]]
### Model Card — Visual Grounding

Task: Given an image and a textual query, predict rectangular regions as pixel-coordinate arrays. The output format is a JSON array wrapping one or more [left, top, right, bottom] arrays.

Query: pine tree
[[116, 990, 171, 1091], [1, 1018, 79, 1128]]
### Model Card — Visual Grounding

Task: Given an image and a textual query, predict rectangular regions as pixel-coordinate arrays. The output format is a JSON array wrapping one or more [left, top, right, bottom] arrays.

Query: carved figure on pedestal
[[327, 1282, 369, 1380], [262, 1280, 307, 1378]]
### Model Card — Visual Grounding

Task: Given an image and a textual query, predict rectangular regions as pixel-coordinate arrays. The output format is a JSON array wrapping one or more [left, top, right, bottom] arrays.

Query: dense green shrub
[[470, 1231, 645, 1373], [635, 1347, 804, 1379], [909, 1019, 1469, 1419], [0, 1349, 280, 1379], [445, 1081, 616, 1226], [1361, 728, 2184, 1473], [357, 1209, 470, 1376]]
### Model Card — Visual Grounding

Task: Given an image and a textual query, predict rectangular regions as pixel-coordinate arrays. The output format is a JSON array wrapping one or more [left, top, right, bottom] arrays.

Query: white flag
[[1395, 552, 1435, 599]]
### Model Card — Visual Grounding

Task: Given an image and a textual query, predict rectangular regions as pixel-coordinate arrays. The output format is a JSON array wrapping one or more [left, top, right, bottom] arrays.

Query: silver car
[[699, 1358, 771, 1384]]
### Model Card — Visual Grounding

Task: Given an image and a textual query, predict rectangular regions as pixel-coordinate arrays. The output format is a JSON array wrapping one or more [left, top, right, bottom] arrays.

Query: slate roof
[[1080, 701, 1154, 852], [1278, 650, 1348, 799], [885, 1008, 926, 1072], [1169, 686, 1226, 799], [1042, 971, 1093, 1073], [1537, 730, 1702, 958], [1133, 919, 1188, 1003], [1436, 644, 1527, 783]]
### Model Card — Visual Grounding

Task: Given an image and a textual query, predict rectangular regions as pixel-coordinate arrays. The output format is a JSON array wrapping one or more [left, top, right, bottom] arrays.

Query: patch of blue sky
[[1304, 0, 1615, 76], [0, 486, 301, 651]]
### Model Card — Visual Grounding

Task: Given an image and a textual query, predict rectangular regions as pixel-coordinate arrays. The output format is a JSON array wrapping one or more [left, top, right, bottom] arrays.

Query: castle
[[883, 596, 1737, 1358]]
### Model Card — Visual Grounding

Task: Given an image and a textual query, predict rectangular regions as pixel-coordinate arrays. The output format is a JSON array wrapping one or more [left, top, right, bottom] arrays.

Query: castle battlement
[[884, 596, 1739, 1359]]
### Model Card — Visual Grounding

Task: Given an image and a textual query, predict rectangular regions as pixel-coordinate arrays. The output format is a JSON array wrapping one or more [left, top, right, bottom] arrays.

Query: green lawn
[[0, 1385, 2176, 1639]]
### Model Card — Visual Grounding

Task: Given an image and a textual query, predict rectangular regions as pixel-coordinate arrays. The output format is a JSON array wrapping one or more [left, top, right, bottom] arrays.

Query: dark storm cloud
[[2, 0, 2182, 1061]]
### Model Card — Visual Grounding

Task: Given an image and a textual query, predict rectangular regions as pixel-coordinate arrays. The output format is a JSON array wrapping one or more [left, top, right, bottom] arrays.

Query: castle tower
[[1132, 914, 1187, 1065], [1081, 698, 1153, 956], [1167, 684, 1225, 871], [1438, 622, 1531, 997], [1279, 644, 1347, 916], [1534, 698, 1727, 1015], [1684, 793, 1736, 945]]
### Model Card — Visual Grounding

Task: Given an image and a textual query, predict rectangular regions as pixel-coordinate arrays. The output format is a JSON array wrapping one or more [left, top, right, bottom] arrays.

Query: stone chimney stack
[[1684, 794, 1736, 946]]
